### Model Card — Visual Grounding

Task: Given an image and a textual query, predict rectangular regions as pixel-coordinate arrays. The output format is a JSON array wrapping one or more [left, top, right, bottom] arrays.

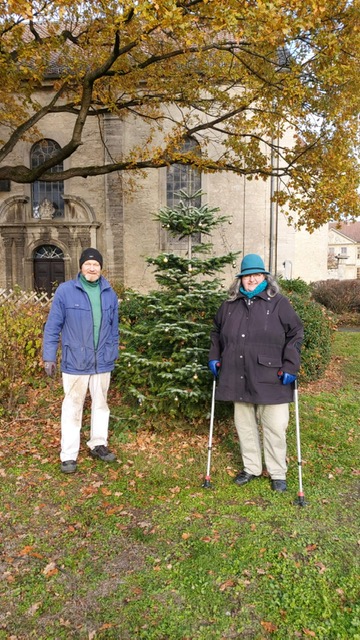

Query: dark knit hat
[[79, 248, 103, 269]]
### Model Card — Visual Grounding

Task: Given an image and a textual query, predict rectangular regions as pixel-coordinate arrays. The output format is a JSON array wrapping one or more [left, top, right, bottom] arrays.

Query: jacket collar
[[76, 273, 110, 291]]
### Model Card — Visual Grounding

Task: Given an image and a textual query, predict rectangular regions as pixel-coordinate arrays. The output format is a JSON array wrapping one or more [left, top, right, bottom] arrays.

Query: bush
[[0, 301, 47, 414], [311, 279, 360, 314], [280, 279, 335, 383], [278, 276, 312, 297], [285, 292, 334, 382]]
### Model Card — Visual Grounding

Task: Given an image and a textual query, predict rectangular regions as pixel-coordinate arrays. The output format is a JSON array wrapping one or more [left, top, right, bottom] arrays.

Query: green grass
[[0, 332, 359, 639]]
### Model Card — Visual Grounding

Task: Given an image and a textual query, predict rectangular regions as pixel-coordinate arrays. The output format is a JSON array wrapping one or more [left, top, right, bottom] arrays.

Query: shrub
[[278, 276, 311, 297], [0, 301, 47, 414], [311, 279, 360, 314], [280, 279, 335, 383]]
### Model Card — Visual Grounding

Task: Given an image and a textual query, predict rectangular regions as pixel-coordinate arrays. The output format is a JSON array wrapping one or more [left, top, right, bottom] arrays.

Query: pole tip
[[202, 478, 213, 489]]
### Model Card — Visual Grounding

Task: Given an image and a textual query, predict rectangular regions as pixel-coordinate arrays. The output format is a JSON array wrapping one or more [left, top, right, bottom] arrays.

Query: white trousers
[[60, 372, 111, 462], [234, 402, 289, 479]]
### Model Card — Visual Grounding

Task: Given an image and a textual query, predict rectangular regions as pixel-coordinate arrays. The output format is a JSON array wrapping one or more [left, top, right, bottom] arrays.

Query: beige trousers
[[60, 372, 111, 462], [234, 402, 289, 479]]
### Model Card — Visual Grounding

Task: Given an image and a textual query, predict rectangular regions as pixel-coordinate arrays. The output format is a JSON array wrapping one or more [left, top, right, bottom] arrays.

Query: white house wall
[[328, 228, 357, 279]]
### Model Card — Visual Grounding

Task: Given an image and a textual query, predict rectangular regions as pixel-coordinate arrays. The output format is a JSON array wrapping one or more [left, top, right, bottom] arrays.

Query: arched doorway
[[33, 245, 65, 295]]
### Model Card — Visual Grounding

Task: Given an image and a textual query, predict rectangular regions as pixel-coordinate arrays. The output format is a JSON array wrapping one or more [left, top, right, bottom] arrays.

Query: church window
[[31, 139, 64, 218], [166, 138, 201, 248]]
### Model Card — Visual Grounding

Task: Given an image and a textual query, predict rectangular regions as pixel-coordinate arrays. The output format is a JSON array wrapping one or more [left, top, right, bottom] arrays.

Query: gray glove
[[44, 361, 56, 377]]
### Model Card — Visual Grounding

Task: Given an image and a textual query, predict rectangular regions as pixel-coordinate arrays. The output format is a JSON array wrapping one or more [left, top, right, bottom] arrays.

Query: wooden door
[[34, 258, 65, 296]]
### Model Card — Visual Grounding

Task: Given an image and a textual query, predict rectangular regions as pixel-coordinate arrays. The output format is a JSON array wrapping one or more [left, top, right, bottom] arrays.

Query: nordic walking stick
[[202, 376, 217, 488], [293, 379, 307, 506]]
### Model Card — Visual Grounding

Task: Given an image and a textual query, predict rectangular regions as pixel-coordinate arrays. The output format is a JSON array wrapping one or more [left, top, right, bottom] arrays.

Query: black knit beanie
[[79, 248, 103, 269]]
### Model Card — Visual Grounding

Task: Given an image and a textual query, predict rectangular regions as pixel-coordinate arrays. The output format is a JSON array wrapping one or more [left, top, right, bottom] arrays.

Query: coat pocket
[[103, 342, 119, 365], [63, 345, 95, 371], [256, 355, 282, 383]]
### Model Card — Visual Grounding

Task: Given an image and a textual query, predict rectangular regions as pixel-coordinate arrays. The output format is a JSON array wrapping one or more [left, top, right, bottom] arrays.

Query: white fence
[[0, 288, 53, 307]]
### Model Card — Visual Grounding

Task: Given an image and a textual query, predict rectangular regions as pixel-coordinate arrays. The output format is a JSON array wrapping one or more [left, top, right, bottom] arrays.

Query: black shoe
[[61, 460, 77, 474], [233, 470, 259, 486], [90, 445, 116, 462], [271, 479, 287, 492]]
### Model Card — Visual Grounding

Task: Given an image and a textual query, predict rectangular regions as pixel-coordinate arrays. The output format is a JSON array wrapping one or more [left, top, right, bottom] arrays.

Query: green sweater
[[80, 274, 102, 348]]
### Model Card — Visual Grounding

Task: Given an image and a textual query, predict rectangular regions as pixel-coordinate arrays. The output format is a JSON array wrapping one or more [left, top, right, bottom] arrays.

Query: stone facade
[[0, 102, 330, 294]]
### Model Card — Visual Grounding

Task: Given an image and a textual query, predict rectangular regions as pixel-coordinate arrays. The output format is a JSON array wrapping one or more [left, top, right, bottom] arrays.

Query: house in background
[[328, 221, 360, 280]]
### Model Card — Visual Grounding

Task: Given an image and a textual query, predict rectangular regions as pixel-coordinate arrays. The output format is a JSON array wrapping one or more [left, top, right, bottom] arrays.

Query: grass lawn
[[0, 332, 359, 640]]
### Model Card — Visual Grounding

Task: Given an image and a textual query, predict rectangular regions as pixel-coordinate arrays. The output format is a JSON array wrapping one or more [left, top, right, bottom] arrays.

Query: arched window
[[34, 245, 64, 259], [33, 244, 65, 295], [166, 138, 201, 247], [167, 138, 201, 208], [31, 139, 64, 218]]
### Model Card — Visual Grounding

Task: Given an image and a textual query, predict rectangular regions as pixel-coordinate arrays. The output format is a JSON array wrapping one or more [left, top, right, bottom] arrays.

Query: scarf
[[240, 279, 268, 299]]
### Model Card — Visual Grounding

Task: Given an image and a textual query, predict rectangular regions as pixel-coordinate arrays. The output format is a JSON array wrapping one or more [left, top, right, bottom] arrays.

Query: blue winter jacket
[[43, 274, 119, 375]]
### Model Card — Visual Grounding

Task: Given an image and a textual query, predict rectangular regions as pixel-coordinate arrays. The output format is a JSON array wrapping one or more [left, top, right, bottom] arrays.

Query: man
[[43, 248, 119, 474]]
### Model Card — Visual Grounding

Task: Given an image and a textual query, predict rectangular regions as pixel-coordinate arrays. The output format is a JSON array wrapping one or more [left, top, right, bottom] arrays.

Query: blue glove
[[278, 370, 296, 385], [208, 360, 221, 377]]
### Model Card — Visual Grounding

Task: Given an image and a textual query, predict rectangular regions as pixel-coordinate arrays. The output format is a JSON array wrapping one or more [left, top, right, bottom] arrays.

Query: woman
[[208, 254, 304, 492]]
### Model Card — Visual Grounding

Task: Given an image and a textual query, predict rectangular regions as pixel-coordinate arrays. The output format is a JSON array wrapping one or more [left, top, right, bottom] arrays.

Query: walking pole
[[293, 379, 307, 506], [202, 376, 217, 489]]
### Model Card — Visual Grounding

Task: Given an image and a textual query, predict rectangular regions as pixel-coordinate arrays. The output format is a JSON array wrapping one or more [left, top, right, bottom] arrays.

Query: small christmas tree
[[116, 190, 239, 419]]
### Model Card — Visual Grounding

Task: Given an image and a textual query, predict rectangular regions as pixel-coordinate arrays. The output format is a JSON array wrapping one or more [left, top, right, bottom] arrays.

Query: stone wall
[[0, 103, 330, 292]]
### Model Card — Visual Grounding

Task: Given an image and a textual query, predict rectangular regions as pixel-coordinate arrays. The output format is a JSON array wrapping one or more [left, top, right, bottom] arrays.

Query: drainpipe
[[269, 147, 275, 274]]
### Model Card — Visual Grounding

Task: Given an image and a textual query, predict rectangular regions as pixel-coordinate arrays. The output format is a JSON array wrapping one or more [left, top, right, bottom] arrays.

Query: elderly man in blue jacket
[[43, 248, 119, 474]]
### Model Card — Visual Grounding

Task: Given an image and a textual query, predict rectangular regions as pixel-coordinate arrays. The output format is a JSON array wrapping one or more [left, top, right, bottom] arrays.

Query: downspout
[[269, 132, 280, 275], [269, 141, 275, 274]]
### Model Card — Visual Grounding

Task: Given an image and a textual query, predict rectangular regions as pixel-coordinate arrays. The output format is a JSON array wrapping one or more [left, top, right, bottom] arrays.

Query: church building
[[0, 102, 329, 295]]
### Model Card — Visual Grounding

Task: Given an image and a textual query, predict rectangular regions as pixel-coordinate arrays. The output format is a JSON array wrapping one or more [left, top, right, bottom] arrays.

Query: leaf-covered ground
[[0, 332, 359, 640]]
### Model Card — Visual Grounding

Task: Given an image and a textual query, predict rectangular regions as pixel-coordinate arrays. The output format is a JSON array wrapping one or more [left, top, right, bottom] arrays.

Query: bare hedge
[[311, 279, 360, 314]]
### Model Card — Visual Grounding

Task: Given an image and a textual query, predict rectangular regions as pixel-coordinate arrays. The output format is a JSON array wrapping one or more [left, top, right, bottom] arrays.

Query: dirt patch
[[300, 355, 344, 395]]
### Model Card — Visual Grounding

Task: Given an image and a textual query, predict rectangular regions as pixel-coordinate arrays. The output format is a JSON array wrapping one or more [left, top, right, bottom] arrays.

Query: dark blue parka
[[43, 274, 119, 375], [209, 290, 303, 404]]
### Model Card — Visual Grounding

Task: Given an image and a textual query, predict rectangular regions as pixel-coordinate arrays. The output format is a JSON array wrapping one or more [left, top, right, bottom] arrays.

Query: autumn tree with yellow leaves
[[0, 0, 359, 230]]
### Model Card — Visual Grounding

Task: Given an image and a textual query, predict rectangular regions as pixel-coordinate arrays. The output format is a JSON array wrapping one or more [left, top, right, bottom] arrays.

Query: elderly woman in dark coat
[[208, 254, 304, 492]]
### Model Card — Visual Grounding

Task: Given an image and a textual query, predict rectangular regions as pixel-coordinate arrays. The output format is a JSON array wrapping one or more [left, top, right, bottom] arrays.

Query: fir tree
[[115, 190, 239, 419]]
